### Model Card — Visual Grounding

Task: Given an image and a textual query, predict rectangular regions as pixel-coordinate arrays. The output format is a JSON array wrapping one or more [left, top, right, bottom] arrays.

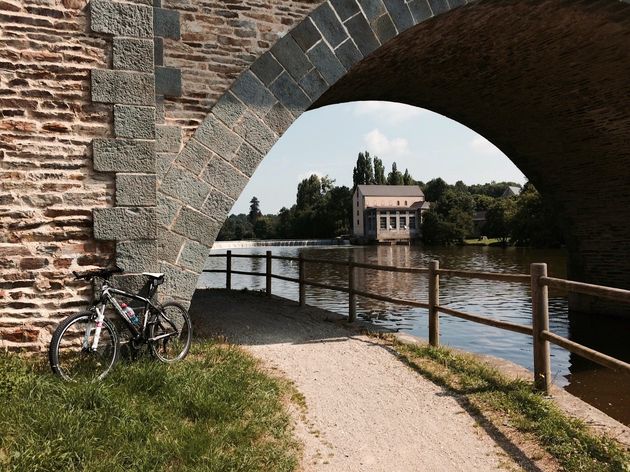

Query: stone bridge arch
[[96, 0, 629, 314]]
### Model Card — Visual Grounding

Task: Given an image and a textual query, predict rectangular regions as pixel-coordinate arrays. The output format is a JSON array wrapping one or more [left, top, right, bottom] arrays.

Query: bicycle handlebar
[[73, 267, 124, 281]]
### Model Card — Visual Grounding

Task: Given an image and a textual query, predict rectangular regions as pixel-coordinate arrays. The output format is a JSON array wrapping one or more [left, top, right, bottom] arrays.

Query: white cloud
[[364, 129, 410, 158], [354, 101, 425, 124], [469, 135, 503, 155]]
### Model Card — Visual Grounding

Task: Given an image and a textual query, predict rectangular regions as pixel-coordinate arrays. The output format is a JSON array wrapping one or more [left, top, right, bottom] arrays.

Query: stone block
[[271, 34, 312, 82], [311, 3, 348, 49], [345, 12, 381, 55], [155, 125, 182, 153], [427, 0, 449, 15], [299, 68, 328, 102], [93, 139, 155, 173], [232, 142, 263, 178], [161, 165, 210, 209], [90, 0, 153, 38], [407, 0, 433, 22], [155, 66, 182, 97], [249, 53, 283, 87], [159, 262, 200, 301], [372, 13, 397, 43], [91, 69, 155, 106], [113, 38, 154, 73], [154, 37, 164, 66], [194, 114, 242, 161], [331, 0, 361, 21], [116, 239, 158, 272], [334, 39, 363, 71], [231, 70, 276, 118], [178, 240, 208, 271], [158, 230, 185, 264], [269, 72, 311, 117], [153, 7, 180, 39], [93, 207, 157, 241], [358, 0, 387, 21], [233, 111, 277, 155], [201, 156, 249, 201], [114, 105, 155, 139], [171, 206, 221, 246], [291, 18, 321, 52], [156, 152, 177, 179], [213, 91, 246, 128], [112, 274, 153, 297], [157, 191, 181, 228], [306, 42, 346, 85], [116, 173, 156, 206], [155, 96, 165, 122], [175, 138, 214, 176], [201, 189, 235, 219], [263, 102, 295, 137], [383, 0, 414, 32]]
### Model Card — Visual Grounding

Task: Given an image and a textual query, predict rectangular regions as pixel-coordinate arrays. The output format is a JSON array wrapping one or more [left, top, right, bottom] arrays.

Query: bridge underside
[[312, 0, 630, 314]]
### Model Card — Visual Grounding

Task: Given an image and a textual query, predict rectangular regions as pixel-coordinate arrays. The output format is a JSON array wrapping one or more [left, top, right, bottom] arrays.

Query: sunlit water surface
[[199, 245, 630, 425]]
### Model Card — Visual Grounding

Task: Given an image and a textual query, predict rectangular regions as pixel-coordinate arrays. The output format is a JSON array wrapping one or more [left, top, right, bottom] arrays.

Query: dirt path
[[191, 290, 518, 472]]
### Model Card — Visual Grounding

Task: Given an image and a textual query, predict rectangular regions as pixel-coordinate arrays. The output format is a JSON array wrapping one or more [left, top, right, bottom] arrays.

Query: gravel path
[[191, 290, 515, 472]]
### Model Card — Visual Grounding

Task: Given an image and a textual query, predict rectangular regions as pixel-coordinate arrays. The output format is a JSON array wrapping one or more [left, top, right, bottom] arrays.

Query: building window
[[357, 210, 359, 216], [390, 216, 397, 229], [357, 219, 360, 226], [380, 217, 387, 229], [397, 200, 400, 206], [400, 216, 406, 229], [405, 200, 408, 205], [409, 216, 416, 229]]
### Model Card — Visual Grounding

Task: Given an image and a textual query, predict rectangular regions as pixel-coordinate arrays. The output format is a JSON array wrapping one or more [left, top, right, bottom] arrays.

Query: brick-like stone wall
[[0, 0, 113, 350]]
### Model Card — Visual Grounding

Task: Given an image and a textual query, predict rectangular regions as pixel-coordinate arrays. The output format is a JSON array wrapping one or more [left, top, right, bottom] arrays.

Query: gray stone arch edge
[[147, 0, 472, 305]]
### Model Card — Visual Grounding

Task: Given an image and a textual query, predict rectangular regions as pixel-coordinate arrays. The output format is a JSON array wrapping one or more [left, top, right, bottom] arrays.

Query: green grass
[[0, 342, 300, 472], [464, 238, 503, 246], [387, 337, 630, 472]]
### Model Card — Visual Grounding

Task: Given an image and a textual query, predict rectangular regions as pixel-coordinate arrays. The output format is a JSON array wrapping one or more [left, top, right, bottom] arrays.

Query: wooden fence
[[203, 251, 630, 394]]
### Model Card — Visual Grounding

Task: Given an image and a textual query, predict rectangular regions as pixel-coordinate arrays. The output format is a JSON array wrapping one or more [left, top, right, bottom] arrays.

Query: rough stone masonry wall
[[0, 0, 113, 351]]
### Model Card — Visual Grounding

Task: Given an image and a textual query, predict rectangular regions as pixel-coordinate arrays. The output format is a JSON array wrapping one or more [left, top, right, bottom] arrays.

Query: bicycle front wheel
[[149, 302, 192, 363], [49, 312, 119, 382]]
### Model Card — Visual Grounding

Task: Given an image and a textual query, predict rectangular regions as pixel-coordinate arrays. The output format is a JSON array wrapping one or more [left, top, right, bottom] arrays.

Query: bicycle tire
[[49, 312, 119, 382], [149, 301, 192, 363]]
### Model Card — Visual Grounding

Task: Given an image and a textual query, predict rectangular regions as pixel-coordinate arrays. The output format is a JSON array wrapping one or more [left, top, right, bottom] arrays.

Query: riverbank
[[212, 239, 350, 249], [191, 289, 630, 471]]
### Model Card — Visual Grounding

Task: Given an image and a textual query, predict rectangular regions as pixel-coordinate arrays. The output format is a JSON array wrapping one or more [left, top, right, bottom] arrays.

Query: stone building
[[352, 185, 429, 243]]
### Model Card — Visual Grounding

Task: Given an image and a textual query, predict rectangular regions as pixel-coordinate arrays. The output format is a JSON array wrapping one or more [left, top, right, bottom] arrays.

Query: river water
[[198, 245, 630, 425]]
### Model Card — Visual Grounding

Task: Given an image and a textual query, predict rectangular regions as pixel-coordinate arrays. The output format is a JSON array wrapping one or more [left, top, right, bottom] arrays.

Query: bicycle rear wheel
[[149, 302, 192, 363], [49, 312, 119, 382]]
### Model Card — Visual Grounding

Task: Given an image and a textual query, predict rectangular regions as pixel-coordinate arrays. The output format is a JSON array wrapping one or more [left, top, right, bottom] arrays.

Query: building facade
[[352, 185, 429, 243]]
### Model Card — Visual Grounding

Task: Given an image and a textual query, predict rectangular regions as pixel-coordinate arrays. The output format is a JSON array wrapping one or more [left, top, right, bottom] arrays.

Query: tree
[[423, 178, 448, 202], [472, 194, 495, 212], [510, 183, 564, 247], [484, 198, 516, 243], [422, 187, 474, 245], [352, 151, 375, 188], [296, 174, 324, 210], [374, 157, 386, 184], [403, 169, 415, 185], [248, 196, 261, 225], [387, 162, 404, 185]]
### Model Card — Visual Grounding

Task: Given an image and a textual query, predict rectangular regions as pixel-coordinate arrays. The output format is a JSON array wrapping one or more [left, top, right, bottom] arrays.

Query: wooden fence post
[[348, 256, 357, 322], [265, 251, 272, 297], [428, 260, 440, 347], [226, 250, 232, 290], [298, 253, 305, 307], [531, 263, 551, 394]]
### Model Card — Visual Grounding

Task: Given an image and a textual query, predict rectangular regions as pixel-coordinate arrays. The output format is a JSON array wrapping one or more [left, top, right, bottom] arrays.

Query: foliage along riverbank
[[219, 151, 564, 249], [0, 342, 301, 471]]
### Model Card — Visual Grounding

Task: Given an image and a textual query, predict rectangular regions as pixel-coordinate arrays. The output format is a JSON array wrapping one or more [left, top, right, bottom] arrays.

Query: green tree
[[472, 194, 495, 212], [387, 162, 403, 185], [248, 196, 261, 225], [374, 157, 386, 184], [422, 188, 474, 245], [510, 183, 564, 247], [253, 217, 272, 239], [423, 178, 448, 202], [296, 174, 324, 210], [402, 169, 415, 185], [484, 198, 516, 243], [352, 151, 375, 188]]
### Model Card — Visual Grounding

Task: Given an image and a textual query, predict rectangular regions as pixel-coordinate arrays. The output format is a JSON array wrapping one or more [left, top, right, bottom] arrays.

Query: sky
[[231, 101, 526, 215]]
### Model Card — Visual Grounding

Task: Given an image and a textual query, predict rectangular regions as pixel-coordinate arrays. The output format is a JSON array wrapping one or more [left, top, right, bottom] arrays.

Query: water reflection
[[199, 245, 630, 425]]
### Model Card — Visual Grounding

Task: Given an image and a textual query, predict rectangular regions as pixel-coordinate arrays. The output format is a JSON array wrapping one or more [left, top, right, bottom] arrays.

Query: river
[[198, 244, 630, 425]]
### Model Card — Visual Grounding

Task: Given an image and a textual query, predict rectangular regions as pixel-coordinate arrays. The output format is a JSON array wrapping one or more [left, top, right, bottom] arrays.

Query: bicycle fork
[[84, 305, 106, 351]]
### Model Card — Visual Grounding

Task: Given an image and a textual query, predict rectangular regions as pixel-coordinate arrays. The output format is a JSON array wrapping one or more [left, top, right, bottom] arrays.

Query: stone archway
[[150, 0, 630, 313]]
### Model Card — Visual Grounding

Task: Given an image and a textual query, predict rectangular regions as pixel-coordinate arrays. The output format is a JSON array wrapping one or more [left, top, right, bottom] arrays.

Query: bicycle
[[49, 267, 192, 382]]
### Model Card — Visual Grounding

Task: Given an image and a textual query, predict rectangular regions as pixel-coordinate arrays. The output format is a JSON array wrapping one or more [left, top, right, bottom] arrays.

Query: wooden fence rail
[[202, 252, 630, 393]]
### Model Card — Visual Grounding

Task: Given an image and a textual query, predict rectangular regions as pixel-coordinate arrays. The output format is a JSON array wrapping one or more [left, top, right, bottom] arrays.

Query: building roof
[[357, 185, 424, 197], [501, 186, 522, 197], [410, 201, 431, 210], [366, 206, 421, 212]]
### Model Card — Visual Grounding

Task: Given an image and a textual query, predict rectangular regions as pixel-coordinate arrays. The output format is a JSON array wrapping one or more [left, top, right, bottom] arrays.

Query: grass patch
[[384, 337, 629, 472], [0, 342, 300, 472], [464, 238, 503, 246]]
